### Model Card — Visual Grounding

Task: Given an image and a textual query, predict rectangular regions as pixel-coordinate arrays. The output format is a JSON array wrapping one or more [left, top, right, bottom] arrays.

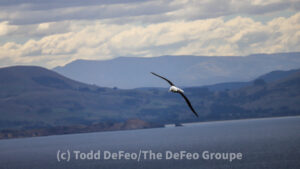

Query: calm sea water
[[0, 116, 299, 169]]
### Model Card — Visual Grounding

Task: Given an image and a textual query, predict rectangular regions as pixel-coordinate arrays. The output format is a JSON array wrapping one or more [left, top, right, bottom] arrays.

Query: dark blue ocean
[[0, 116, 299, 169]]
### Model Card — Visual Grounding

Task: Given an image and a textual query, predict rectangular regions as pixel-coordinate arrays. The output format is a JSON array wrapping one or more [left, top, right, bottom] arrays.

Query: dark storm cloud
[[0, 0, 146, 8], [1, 0, 300, 25], [0, 0, 177, 25]]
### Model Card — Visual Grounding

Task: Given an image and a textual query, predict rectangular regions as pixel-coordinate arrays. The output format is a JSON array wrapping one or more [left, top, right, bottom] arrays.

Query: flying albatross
[[151, 72, 199, 117]]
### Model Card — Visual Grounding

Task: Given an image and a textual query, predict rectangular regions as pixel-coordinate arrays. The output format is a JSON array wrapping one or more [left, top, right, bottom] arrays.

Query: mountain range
[[0, 64, 300, 139], [54, 52, 300, 88]]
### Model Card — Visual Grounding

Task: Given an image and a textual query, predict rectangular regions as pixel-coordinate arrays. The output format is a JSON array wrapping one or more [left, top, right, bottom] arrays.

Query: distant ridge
[[53, 52, 300, 88]]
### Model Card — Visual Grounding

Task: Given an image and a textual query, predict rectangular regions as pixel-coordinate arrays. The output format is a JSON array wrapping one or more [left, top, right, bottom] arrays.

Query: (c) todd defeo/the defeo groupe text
[[57, 150, 243, 162]]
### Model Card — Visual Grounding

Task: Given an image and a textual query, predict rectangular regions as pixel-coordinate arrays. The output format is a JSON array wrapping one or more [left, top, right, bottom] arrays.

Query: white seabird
[[151, 72, 199, 117]]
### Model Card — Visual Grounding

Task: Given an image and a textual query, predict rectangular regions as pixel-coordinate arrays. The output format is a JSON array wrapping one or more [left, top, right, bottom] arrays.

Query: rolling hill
[[0, 66, 300, 139], [203, 68, 300, 91], [0, 66, 111, 129]]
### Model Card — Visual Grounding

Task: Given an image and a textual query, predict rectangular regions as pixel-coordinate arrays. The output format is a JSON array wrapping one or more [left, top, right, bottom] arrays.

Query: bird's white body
[[151, 72, 198, 117], [169, 86, 184, 93]]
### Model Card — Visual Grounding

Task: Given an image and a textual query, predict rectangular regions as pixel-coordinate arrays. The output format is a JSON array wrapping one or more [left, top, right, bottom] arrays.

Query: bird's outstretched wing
[[151, 72, 174, 86], [178, 91, 199, 117]]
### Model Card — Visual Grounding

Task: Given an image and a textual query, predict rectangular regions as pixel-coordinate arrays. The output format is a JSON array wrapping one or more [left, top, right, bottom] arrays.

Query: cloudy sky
[[0, 0, 300, 68]]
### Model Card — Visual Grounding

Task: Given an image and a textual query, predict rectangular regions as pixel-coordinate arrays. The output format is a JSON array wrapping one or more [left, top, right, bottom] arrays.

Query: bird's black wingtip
[[194, 112, 199, 118]]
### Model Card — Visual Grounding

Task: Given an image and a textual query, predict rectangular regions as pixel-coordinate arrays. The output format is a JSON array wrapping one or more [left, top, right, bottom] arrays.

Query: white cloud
[[250, 0, 281, 5], [0, 21, 17, 36], [165, 0, 300, 21], [176, 13, 300, 56], [0, 12, 299, 68]]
